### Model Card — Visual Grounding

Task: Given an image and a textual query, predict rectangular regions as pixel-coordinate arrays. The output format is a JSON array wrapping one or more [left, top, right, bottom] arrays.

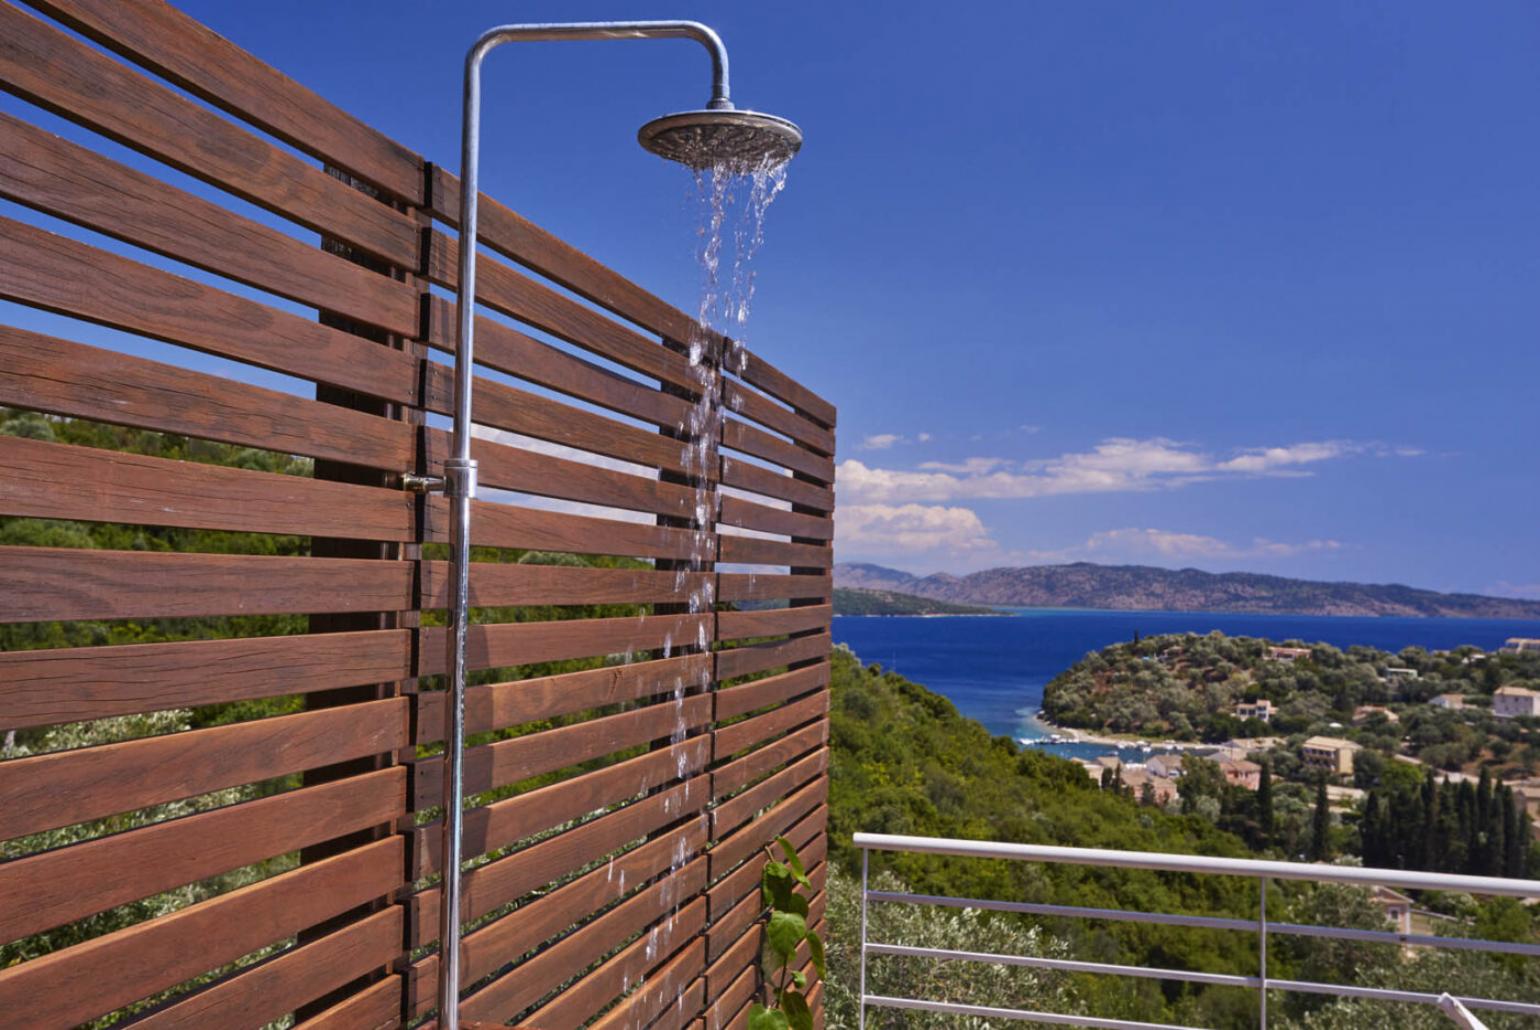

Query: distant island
[[835, 561, 1540, 620], [832, 587, 999, 617]]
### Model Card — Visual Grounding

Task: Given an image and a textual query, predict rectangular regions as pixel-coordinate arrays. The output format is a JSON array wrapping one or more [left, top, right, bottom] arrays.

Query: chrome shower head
[[638, 107, 802, 171]]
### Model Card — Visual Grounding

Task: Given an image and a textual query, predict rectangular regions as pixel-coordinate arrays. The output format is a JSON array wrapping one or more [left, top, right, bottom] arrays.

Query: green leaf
[[783, 891, 810, 918], [766, 910, 807, 962], [790, 969, 807, 989], [780, 988, 814, 1030], [776, 835, 811, 887], [747, 1004, 790, 1030], [806, 930, 827, 979], [762, 862, 796, 910]]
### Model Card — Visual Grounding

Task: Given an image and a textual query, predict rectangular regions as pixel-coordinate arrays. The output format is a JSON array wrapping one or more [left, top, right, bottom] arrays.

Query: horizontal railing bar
[[863, 995, 1203, 1029], [865, 943, 1257, 989], [866, 889, 1256, 933], [853, 833, 1540, 898], [1268, 920, 1540, 958], [1268, 978, 1540, 1017], [868, 890, 1540, 958]]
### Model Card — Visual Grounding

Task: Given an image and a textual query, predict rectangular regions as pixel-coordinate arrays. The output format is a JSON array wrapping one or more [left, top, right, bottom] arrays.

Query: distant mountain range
[[834, 562, 1540, 620], [832, 588, 999, 617]]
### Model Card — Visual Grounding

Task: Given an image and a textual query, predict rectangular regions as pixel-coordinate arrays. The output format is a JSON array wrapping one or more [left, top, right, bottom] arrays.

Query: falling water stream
[[643, 155, 791, 977]]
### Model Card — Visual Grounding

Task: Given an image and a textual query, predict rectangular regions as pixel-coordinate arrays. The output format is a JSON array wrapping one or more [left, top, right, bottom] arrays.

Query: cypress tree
[[1457, 780, 1477, 874], [1362, 792, 1383, 867], [1258, 761, 1275, 847], [1420, 771, 1438, 870], [1310, 776, 1331, 862]]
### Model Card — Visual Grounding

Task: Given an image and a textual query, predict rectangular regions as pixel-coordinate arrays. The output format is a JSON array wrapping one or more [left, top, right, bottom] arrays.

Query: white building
[[1493, 685, 1540, 719]]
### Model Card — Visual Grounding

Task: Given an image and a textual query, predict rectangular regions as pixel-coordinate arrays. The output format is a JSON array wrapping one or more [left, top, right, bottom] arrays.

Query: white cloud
[[860, 433, 901, 451], [839, 436, 1418, 504], [837, 503, 999, 557], [1071, 528, 1344, 562]]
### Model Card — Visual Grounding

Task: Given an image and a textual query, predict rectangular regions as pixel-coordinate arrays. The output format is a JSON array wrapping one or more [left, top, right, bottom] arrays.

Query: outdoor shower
[[438, 21, 801, 1028]]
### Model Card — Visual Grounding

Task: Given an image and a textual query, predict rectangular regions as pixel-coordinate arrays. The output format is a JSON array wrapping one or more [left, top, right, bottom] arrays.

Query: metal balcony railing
[[853, 832, 1540, 1029]]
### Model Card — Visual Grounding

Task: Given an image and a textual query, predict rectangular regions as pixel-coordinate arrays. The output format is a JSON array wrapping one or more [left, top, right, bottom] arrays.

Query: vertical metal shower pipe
[[439, 23, 735, 1029]]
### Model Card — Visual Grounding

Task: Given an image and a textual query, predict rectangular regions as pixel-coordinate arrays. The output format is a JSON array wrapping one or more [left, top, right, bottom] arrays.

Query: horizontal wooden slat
[[0, 326, 413, 468], [411, 777, 710, 944], [455, 825, 708, 987], [129, 906, 403, 1030], [0, 435, 413, 541], [711, 722, 829, 801], [426, 428, 696, 520], [720, 456, 833, 512], [0, 697, 408, 840], [716, 573, 831, 604], [718, 534, 833, 569], [707, 809, 824, 921], [1, 547, 413, 623], [721, 419, 834, 483], [716, 632, 832, 683], [0, 216, 418, 406], [722, 380, 834, 456], [589, 936, 705, 1030], [715, 666, 829, 725], [0, 766, 404, 943], [706, 776, 828, 881], [293, 975, 400, 1030], [415, 653, 711, 744], [717, 606, 831, 644], [0, 2, 418, 264], [420, 613, 711, 677], [623, 973, 705, 1030], [416, 739, 710, 876], [427, 496, 706, 560], [711, 750, 827, 839], [412, 694, 712, 808], [28, 0, 425, 202], [424, 360, 699, 477], [432, 166, 701, 347], [712, 692, 830, 761], [425, 295, 689, 428], [467, 894, 706, 1026], [706, 962, 756, 1028], [0, 629, 409, 732], [718, 494, 831, 542], [731, 346, 836, 429], [0, 835, 403, 1029], [420, 562, 709, 610], [0, 111, 417, 334]]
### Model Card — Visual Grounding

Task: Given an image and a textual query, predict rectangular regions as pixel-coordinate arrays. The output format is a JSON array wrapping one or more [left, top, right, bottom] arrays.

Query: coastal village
[[1061, 636, 1540, 837]]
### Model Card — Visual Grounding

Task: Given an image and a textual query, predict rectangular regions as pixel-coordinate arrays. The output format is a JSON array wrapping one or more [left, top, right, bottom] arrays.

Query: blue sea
[[831, 609, 1540, 763]]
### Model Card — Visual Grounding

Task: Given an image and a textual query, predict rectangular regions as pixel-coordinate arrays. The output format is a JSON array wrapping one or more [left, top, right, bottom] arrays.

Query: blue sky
[[15, 1, 1540, 596]]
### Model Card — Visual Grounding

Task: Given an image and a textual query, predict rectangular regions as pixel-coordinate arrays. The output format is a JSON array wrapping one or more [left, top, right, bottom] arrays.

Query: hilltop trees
[[1361, 768, 1535, 878]]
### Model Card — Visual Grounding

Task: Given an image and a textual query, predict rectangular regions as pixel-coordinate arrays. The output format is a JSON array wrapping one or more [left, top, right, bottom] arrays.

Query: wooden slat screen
[[0, 2, 835, 1027]]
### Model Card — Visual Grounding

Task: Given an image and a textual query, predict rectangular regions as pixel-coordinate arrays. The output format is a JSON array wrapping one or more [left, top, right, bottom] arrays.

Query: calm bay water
[[831, 609, 1540, 762]]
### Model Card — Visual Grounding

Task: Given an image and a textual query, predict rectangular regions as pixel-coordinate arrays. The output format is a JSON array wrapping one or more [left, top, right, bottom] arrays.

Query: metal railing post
[[859, 847, 869, 1030], [1258, 876, 1268, 1030]]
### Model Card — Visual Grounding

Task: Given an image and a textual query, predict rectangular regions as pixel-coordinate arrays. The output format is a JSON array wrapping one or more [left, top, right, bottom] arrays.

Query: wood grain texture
[[718, 495, 832, 543], [0, 326, 413, 468], [0, 767, 405, 943], [427, 496, 706, 560], [424, 294, 690, 428], [711, 722, 829, 801], [707, 808, 824, 922], [715, 665, 830, 722], [0, 547, 413, 623], [716, 606, 832, 644], [415, 740, 711, 876], [0, 111, 417, 334], [717, 534, 833, 570], [0, 697, 409, 840], [0, 629, 410, 732], [292, 975, 401, 1030], [588, 936, 705, 1030], [716, 632, 832, 683], [420, 562, 710, 610], [427, 230, 699, 393], [419, 613, 711, 677], [0, 836, 403, 1029], [0, 2, 418, 264], [128, 907, 403, 1030], [712, 692, 831, 764], [711, 750, 828, 839], [721, 419, 834, 483], [0, 435, 413, 541], [410, 778, 710, 943], [0, 217, 418, 406], [717, 573, 832, 604], [706, 778, 827, 881], [426, 428, 697, 520], [411, 694, 712, 808], [722, 380, 834, 455], [25, 0, 425, 202], [414, 654, 712, 743], [729, 347, 836, 429], [719, 456, 834, 512]]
